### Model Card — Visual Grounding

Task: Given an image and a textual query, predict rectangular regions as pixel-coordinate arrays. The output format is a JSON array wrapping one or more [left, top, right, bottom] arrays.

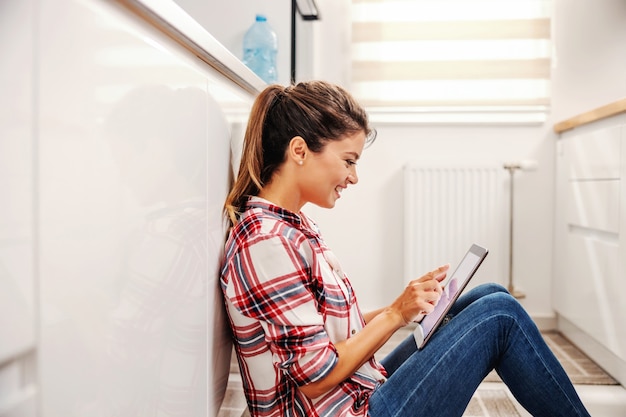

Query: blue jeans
[[368, 283, 590, 417]]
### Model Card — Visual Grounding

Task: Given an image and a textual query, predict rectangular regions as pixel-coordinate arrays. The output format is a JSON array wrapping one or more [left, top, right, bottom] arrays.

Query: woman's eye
[[345, 160, 356, 166]]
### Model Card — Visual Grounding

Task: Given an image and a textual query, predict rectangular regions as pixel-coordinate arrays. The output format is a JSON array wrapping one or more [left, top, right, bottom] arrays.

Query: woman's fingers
[[396, 264, 452, 324], [409, 264, 450, 286], [432, 264, 450, 281]]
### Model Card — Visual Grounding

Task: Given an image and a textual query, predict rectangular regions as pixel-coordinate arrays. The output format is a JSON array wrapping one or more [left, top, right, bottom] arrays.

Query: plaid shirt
[[221, 197, 387, 417]]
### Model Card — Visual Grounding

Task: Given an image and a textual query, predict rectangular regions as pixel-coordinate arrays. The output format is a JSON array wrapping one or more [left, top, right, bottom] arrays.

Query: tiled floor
[[219, 329, 626, 417], [479, 381, 626, 417], [219, 376, 626, 417]]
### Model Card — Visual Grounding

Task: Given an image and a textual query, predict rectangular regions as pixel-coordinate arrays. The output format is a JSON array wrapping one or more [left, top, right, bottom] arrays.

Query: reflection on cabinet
[[1, 0, 256, 415], [553, 116, 626, 386]]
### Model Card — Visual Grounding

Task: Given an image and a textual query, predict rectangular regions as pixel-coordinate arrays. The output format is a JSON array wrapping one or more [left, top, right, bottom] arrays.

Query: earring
[[298, 160, 304, 166]]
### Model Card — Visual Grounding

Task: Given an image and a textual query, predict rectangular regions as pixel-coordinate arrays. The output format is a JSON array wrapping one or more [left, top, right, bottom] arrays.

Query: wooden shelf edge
[[554, 97, 626, 134]]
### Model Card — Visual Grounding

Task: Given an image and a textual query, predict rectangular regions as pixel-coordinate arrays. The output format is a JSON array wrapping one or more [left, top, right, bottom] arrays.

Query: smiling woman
[[219, 80, 591, 417]]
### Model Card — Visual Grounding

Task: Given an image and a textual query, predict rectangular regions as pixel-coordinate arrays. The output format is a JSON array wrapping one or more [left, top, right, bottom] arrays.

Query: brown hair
[[224, 80, 376, 226]]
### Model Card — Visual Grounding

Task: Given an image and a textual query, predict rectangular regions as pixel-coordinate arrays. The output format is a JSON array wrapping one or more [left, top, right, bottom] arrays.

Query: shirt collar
[[245, 196, 303, 227]]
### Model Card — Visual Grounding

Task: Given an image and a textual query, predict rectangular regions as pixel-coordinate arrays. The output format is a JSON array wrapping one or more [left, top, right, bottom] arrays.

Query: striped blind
[[350, 0, 552, 114]]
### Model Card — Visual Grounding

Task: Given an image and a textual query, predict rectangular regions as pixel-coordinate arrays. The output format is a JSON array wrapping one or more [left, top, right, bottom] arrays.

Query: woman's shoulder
[[229, 206, 311, 251]]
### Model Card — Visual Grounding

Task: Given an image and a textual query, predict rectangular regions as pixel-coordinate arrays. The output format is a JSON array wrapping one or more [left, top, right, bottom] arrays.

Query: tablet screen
[[414, 244, 488, 349]]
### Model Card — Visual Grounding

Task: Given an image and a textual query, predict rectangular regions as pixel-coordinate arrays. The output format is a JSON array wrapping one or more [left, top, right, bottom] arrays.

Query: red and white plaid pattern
[[221, 197, 386, 417]]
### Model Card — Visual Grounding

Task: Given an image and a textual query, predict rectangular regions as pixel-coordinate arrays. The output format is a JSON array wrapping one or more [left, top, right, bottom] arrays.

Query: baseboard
[[531, 313, 557, 332], [557, 315, 626, 387]]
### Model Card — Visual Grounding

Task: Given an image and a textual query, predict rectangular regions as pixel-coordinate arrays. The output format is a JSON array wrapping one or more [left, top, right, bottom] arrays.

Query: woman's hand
[[389, 264, 449, 325]]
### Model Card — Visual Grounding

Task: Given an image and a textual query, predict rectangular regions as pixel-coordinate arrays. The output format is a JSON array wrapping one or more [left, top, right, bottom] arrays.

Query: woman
[[220, 81, 590, 417]]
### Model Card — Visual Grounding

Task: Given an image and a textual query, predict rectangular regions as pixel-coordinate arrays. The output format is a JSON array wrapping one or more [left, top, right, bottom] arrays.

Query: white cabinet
[[553, 117, 626, 385], [0, 0, 257, 415]]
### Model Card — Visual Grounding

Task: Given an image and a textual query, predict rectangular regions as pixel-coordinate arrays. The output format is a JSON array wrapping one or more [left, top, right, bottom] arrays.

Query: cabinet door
[[0, 0, 36, 367], [559, 234, 624, 356], [553, 124, 626, 361], [566, 180, 620, 234], [0, 2, 38, 414], [38, 0, 241, 415]]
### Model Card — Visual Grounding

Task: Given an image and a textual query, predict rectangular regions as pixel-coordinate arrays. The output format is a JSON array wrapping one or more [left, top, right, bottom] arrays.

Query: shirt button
[[351, 329, 356, 335]]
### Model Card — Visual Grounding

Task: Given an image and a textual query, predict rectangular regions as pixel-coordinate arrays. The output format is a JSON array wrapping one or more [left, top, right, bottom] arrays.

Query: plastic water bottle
[[242, 14, 278, 83]]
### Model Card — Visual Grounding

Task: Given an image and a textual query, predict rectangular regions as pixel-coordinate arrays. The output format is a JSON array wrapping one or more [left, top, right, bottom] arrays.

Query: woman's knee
[[479, 282, 508, 295], [462, 282, 508, 301], [481, 290, 531, 323]]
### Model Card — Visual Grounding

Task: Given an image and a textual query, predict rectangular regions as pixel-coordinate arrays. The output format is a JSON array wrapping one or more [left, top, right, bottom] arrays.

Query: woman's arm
[[362, 308, 384, 324], [299, 264, 449, 399]]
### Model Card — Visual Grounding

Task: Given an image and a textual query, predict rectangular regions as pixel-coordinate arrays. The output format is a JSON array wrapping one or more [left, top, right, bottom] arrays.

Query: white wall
[[551, 0, 626, 123]]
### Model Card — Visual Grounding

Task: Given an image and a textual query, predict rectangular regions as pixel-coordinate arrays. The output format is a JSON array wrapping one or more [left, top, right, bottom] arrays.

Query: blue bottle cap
[[255, 14, 267, 22]]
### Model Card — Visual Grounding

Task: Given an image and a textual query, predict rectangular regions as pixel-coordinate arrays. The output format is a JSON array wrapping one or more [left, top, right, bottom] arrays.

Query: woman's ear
[[288, 136, 308, 165]]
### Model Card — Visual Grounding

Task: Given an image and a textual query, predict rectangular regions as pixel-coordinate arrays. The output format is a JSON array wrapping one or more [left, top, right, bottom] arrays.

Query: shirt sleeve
[[223, 231, 338, 386]]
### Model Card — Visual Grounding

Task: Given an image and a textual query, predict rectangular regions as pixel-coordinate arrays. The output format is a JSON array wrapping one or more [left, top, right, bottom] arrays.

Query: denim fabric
[[368, 283, 590, 417]]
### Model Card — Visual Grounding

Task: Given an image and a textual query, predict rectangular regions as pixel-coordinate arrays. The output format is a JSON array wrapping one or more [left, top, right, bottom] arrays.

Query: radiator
[[403, 161, 507, 288]]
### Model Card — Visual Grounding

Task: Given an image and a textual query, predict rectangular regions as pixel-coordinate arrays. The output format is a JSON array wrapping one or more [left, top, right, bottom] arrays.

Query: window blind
[[350, 0, 552, 117]]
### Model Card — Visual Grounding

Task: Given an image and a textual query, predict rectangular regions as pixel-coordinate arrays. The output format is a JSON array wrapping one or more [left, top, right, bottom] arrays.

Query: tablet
[[413, 244, 489, 349]]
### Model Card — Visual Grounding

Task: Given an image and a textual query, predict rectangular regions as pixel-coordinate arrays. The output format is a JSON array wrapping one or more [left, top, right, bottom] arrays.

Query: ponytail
[[224, 85, 282, 226]]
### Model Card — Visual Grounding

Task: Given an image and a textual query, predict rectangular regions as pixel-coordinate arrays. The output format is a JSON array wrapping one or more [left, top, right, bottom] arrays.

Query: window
[[350, 0, 552, 123]]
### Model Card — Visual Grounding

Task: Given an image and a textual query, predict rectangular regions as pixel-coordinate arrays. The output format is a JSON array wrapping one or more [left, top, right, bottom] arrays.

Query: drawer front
[[563, 125, 621, 180], [559, 234, 625, 359], [566, 179, 620, 233]]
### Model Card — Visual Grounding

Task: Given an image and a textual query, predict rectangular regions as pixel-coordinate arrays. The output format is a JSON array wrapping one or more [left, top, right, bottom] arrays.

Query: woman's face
[[301, 130, 366, 209]]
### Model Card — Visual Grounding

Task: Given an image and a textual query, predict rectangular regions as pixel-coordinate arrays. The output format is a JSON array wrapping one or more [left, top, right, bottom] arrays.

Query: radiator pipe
[[503, 160, 538, 299]]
